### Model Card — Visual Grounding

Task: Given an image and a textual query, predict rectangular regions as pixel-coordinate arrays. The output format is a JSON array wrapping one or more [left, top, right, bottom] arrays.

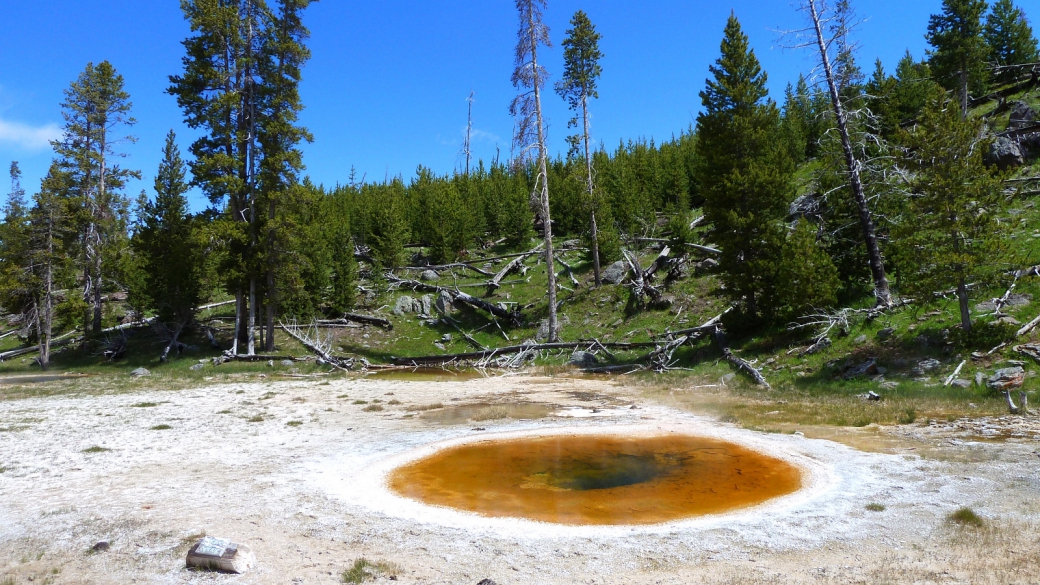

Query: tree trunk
[[957, 278, 972, 334], [247, 277, 256, 356], [160, 322, 185, 363], [808, 0, 891, 307], [266, 268, 275, 352], [959, 67, 969, 120], [582, 95, 600, 287], [231, 289, 243, 355], [528, 11, 559, 343]]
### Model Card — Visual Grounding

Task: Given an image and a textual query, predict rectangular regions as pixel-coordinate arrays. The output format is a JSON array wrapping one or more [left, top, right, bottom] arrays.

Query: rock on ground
[[987, 366, 1025, 391], [602, 261, 628, 285], [393, 295, 415, 316]]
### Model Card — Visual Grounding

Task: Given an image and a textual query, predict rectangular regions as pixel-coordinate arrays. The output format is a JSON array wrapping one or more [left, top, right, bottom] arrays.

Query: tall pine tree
[[984, 0, 1039, 84], [555, 10, 605, 285], [134, 131, 203, 362], [52, 61, 138, 337], [694, 14, 794, 324], [926, 0, 990, 116], [894, 97, 1007, 335]]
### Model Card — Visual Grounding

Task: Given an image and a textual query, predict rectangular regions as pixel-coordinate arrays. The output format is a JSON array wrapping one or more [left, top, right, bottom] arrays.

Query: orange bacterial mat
[[388, 434, 802, 525]]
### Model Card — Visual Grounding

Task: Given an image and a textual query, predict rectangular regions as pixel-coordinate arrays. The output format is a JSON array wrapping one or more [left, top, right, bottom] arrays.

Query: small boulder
[[130, 368, 150, 378], [917, 358, 942, 373], [393, 295, 416, 316], [987, 366, 1025, 391], [420, 269, 440, 282], [419, 294, 434, 317], [435, 290, 455, 316], [986, 136, 1025, 170], [650, 294, 675, 311], [433, 342, 446, 351], [267, 360, 274, 367], [91, 541, 110, 553], [694, 258, 720, 275], [535, 319, 560, 342], [476, 580, 499, 585], [876, 327, 895, 340], [189, 364, 205, 372], [602, 261, 628, 285], [976, 371, 988, 387], [844, 358, 878, 380], [950, 379, 972, 389], [186, 537, 256, 575], [569, 351, 599, 368], [1008, 100, 1038, 130], [441, 333, 453, 343], [280, 359, 295, 367], [854, 334, 868, 345], [976, 293, 1032, 312]]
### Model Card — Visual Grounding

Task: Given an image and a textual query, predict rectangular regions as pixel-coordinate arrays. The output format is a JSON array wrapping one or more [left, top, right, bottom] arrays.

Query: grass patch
[[131, 402, 159, 408], [337, 394, 350, 399], [865, 503, 886, 512], [216, 409, 231, 414], [352, 400, 368, 405], [260, 392, 277, 400], [471, 405, 509, 421], [0, 466, 9, 474], [82, 446, 110, 453], [286, 420, 303, 427], [362, 404, 384, 412], [949, 507, 985, 528], [246, 414, 265, 423], [405, 402, 443, 412], [342, 558, 401, 584], [150, 424, 172, 430], [387, 399, 401, 405]]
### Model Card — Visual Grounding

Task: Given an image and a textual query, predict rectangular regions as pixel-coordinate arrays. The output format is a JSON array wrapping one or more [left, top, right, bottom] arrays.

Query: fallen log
[[1017, 313, 1040, 337], [487, 244, 541, 295], [643, 311, 727, 371], [324, 313, 393, 330], [714, 328, 770, 389], [686, 243, 721, 255], [279, 322, 354, 371], [943, 360, 967, 386], [453, 290, 523, 327], [391, 340, 660, 367], [402, 263, 495, 277]]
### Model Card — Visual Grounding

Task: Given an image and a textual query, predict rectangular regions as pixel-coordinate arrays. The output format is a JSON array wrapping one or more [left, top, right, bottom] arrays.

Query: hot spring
[[388, 434, 802, 525]]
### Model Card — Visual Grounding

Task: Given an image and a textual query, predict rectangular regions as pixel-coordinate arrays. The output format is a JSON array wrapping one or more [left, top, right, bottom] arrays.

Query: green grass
[[81, 446, 110, 453], [0, 466, 9, 474], [246, 415, 264, 423], [131, 402, 159, 408], [949, 507, 985, 528], [865, 503, 886, 512], [150, 424, 172, 430], [362, 404, 384, 412], [352, 400, 368, 405], [342, 558, 401, 584], [286, 420, 303, 427]]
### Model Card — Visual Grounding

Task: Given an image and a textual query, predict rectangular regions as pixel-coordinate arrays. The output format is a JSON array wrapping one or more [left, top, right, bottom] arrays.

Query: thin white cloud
[[470, 128, 501, 144], [0, 118, 61, 151]]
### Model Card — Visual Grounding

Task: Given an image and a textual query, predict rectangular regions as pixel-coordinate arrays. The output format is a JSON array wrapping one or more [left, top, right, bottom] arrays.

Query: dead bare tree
[[511, 0, 559, 342], [788, 0, 892, 307]]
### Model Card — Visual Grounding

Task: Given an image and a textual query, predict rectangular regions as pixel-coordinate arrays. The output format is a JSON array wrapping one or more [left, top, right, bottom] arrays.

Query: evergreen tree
[[926, 0, 990, 115], [893, 97, 1007, 334], [367, 180, 411, 270], [985, 0, 1039, 83], [694, 14, 794, 324], [52, 61, 138, 336], [27, 164, 74, 369], [555, 9, 605, 285], [776, 221, 840, 322], [134, 131, 203, 362], [0, 163, 33, 339]]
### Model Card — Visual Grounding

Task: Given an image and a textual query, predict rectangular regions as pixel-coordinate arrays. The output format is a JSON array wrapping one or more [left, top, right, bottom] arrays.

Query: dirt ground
[[1, 373, 1039, 585]]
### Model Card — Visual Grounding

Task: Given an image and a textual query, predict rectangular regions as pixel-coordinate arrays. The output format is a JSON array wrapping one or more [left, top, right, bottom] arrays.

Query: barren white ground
[[1, 374, 1039, 584]]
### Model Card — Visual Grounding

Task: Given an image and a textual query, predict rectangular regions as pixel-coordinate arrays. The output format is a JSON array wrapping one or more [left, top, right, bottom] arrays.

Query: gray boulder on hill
[[987, 136, 1025, 170], [602, 261, 628, 284], [1009, 101, 1038, 131]]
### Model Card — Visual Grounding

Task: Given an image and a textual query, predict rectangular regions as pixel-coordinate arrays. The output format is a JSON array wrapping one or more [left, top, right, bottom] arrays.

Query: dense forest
[[2, 0, 1039, 373]]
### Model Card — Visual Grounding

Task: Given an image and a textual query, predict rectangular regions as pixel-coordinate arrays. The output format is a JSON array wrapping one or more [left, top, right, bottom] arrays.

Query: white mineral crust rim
[[342, 422, 838, 538]]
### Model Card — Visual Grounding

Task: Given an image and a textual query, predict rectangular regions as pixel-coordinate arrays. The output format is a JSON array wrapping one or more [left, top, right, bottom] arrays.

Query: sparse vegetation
[[81, 446, 110, 453], [246, 415, 265, 423], [286, 420, 303, 427], [406, 403, 444, 412], [362, 404, 384, 412], [342, 558, 401, 584], [471, 406, 509, 421], [865, 503, 886, 512], [949, 507, 986, 528], [131, 402, 159, 408], [150, 424, 172, 430]]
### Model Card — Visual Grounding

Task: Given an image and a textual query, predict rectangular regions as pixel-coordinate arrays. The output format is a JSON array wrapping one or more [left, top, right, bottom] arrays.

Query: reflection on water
[[364, 368, 485, 382], [389, 434, 802, 525]]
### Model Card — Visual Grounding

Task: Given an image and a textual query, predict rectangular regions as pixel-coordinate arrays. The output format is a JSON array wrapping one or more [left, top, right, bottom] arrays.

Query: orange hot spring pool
[[387, 434, 803, 525]]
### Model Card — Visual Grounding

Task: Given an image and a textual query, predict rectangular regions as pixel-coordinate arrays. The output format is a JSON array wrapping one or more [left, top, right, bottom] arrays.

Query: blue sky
[[0, 1, 945, 211]]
